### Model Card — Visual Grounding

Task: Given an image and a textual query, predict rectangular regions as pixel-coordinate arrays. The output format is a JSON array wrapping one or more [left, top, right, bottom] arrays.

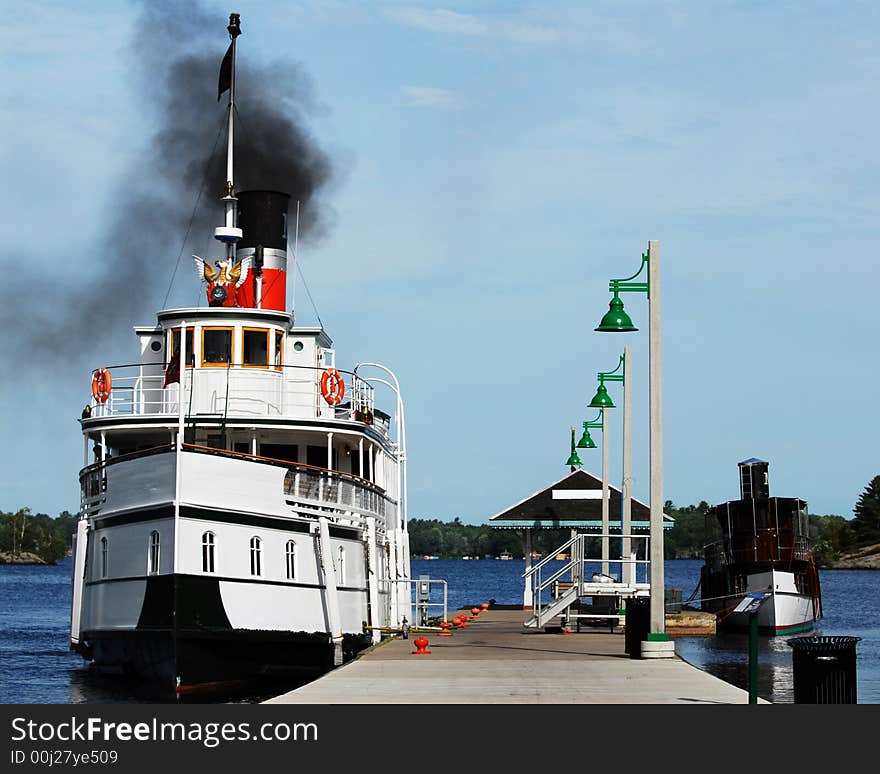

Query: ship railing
[[179, 444, 395, 522], [78, 444, 175, 518], [78, 442, 396, 524], [703, 535, 815, 568], [83, 363, 384, 428], [282, 461, 395, 521], [79, 466, 105, 517]]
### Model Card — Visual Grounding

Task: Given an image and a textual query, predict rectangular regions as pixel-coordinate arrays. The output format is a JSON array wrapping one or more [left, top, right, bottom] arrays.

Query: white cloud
[[385, 6, 562, 44], [401, 85, 467, 111]]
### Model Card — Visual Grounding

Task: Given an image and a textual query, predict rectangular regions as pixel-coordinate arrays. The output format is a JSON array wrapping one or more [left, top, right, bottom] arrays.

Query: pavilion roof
[[487, 469, 673, 531]]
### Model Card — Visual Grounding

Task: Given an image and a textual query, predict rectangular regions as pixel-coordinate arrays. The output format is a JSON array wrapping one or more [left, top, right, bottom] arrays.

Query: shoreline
[[0, 551, 50, 566]]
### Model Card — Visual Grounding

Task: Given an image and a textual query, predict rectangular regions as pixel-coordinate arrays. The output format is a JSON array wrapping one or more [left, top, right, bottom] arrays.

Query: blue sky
[[3, 1, 878, 523]]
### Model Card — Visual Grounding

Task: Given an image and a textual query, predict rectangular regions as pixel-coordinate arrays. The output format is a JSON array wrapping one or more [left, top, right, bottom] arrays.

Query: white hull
[[71, 433, 409, 690], [721, 570, 818, 635]]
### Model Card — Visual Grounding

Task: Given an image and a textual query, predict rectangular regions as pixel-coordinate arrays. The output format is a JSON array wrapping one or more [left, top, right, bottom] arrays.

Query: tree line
[[409, 474, 880, 565], [0, 508, 78, 564], [3, 475, 877, 567]]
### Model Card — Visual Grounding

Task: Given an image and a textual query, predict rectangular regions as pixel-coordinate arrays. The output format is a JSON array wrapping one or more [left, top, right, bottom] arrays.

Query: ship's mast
[[214, 13, 243, 256]]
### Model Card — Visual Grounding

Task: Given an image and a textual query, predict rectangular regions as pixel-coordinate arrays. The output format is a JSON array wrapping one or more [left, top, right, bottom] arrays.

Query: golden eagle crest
[[193, 255, 253, 306]]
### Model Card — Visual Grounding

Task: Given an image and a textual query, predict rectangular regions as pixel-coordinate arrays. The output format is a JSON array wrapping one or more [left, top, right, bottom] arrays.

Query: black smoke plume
[[3, 0, 335, 375]]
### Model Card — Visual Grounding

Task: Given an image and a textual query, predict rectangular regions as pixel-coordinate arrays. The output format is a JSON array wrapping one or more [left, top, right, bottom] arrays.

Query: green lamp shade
[[595, 294, 638, 332], [565, 449, 583, 467], [577, 427, 597, 449], [589, 383, 615, 409]]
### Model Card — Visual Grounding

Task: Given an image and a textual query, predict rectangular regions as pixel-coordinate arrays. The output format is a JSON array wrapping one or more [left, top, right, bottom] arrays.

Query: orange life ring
[[91, 368, 112, 404], [320, 367, 345, 406]]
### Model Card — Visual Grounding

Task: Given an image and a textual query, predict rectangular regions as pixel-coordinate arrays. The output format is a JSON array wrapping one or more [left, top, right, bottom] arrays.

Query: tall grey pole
[[622, 345, 632, 585], [601, 407, 609, 575], [648, 240, 665, 634]]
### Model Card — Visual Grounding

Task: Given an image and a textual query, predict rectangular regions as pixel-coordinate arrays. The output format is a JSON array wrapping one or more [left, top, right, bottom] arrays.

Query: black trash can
[[624, 597, 650, 659], [786, 636, 861, 704]]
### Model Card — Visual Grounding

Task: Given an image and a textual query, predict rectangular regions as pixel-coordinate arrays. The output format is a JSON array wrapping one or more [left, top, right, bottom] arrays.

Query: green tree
[[851, 475, 880, 546]]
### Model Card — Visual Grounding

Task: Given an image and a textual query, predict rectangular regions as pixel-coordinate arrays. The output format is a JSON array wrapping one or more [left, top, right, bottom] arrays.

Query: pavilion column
[[523, 529, 533, 609]]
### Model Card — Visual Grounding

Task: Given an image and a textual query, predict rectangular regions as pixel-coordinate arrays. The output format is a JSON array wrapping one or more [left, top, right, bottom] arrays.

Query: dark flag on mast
[[218, 14, 241, 101], [218, 43, 233, 101]]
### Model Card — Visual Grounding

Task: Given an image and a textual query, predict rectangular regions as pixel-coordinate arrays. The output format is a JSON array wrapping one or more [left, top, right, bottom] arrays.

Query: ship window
[[100, 537, 108, 578], [337, 546, 345, 585], [250, 536, 262, 576], [286, 540, 297, 580], [274, 331, 284, 371], [150, 340, 162, 352], [202, 327, 233, 367], [202, 532, 215, 573], [148, 530, 160, 575], [170, 327, 195, 367], [293, 341, 304, 352], [243, 327, 269, 367]]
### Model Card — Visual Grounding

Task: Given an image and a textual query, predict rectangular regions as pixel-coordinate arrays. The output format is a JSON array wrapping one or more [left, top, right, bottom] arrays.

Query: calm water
[[1, 558, 877, 703]]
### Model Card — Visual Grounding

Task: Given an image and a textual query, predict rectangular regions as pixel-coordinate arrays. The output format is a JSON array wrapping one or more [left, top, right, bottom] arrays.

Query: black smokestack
[[2, 0, 336, 373]]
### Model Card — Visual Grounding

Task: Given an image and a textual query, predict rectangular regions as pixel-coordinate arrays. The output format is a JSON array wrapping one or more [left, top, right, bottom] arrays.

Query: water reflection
[[675, 632, 803, 703], [67, 666, 313, 704]]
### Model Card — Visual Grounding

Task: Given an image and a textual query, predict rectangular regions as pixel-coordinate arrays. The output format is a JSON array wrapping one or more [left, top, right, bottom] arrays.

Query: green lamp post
[[565, 426, 582, 470], [576, 412, 601, 449], [586, 353, 629, 577], [596, 240, 667, 645], [579, 402, 611, 574]]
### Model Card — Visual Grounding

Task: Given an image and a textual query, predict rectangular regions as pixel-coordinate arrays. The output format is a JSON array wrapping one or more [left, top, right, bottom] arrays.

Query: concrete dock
[[266, 607, 763, 704]]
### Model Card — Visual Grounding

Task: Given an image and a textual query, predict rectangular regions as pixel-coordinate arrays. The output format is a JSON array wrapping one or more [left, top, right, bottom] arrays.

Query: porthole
[[293, 341, 304, 352], [150, 341, 162, 352]]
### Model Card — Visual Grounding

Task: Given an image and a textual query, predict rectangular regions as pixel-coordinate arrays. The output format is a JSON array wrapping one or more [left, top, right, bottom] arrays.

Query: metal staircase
[[523, 532, 651, 629]]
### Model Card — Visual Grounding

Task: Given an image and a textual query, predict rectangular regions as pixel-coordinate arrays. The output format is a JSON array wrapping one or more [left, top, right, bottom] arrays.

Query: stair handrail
[[524, 533, 589, 626], [522, 533, 581, 579]]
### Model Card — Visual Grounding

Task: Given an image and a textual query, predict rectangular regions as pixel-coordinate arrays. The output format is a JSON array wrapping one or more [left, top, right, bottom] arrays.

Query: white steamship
[[69, 14, 411, 694]]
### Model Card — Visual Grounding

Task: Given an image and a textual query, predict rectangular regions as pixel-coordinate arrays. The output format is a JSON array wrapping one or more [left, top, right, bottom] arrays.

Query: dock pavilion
[[488, 469, 673, 608]]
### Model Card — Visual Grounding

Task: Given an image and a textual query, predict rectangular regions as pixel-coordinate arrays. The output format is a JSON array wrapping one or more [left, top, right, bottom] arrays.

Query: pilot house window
[[274, 331, 283, 371], [202, 328, 233, 366], [243, 328, 269, 367], [170, 327, 195, 366]]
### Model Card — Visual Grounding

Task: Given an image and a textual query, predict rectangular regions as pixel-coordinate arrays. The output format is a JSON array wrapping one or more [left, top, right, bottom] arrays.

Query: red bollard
[[412, 636, 431, 655], [439, 621, 452, 636], [470, 607, 480, 620], [481, 603, 489, 611], [456, 614, 468, 628]]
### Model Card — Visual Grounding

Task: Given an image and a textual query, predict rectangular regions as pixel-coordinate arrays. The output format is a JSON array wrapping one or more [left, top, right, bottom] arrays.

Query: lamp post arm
[[608, 251, 650, 296], [583, 409, 604, 430], [597, 352, 625, 383]]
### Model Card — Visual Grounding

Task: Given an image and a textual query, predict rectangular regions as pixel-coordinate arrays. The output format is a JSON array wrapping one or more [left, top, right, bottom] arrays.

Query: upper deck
[[81, 309, 392, 440]]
